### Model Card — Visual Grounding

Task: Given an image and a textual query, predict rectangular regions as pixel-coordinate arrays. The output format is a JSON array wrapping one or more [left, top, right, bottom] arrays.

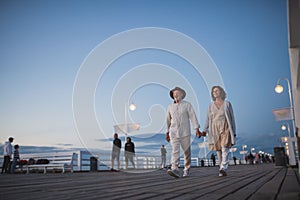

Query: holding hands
[[196, 129, 202, 138], [196, 130, 207, 138]]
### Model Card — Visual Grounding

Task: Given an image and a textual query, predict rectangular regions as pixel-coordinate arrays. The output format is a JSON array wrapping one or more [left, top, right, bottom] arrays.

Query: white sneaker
[[183, 170, 190, 177], [167, 169, 179, 178], [219, 169, 227, 177]]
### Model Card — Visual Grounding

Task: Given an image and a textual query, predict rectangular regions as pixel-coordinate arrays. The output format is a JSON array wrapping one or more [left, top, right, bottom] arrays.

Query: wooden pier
[[0, 164, 299, 200]]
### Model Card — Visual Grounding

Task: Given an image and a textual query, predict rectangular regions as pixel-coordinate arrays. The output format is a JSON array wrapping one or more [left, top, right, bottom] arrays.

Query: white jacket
[[166, 100, 199, 139]]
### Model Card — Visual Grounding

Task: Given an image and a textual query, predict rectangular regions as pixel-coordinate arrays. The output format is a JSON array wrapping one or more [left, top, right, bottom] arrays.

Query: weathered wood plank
[[0, 164, 299, 200], [277, 167, 300, 200], [232, 167, 285, 200]]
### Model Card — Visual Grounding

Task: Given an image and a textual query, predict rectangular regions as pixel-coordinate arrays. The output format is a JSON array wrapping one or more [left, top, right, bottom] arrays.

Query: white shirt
[[3, 141, 13, 156], [166, 100, 199, 138]]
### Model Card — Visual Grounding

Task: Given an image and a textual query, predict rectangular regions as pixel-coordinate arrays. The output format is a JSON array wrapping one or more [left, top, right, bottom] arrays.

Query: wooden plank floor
[[0, 164, 299, 200]]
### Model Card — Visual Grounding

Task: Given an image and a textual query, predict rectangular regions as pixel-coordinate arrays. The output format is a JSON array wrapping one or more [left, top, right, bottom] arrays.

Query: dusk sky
[[0, 0, 292, 159]]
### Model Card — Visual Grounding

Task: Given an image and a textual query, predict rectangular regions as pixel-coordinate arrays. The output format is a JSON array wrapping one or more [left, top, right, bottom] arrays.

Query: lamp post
[[204, 136, 207, 159], [281, 136, 289, 155], [124, 102, 136, 139], [281, 123, 296, 166], [242, 145, 247, 164], [275, 78, 299, 166], [230, 147, 237, 159], [275, 78, 296, 137]]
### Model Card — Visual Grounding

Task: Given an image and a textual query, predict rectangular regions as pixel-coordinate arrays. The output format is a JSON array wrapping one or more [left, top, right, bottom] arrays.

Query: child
[[11, 144, 20, 174]]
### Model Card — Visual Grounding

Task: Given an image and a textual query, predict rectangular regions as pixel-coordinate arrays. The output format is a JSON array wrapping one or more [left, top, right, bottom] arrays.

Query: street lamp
[[281, 123, 296, 166], [114, 102, 139, 141], [129, 103, 136, 111], [125, 102, 136, 119], [275, 78, 298, 166], [275, 78, 296, 137], [124, 102, 137, 137], [274, 84, 284, 94], [281, 136, 289, 154], [242, 145, 247, 164], [197, 136, 208, 157]]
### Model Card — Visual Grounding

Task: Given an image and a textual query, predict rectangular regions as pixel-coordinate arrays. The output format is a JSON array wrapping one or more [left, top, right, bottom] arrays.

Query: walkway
[[0, 164, 299, 200]]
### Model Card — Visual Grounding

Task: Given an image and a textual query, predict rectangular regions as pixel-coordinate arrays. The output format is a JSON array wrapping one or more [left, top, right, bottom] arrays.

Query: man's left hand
[[196, 129, 202, 138]]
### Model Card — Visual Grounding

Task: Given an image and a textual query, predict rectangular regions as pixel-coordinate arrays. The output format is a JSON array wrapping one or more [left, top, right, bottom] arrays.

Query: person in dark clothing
[[11, 144, 20, 174], [248, 153, 254, 164], [211, 153, 216, 166], [233, 156, 237, 165], [124, 137, 135, 169], [110, 133, 121, 171]]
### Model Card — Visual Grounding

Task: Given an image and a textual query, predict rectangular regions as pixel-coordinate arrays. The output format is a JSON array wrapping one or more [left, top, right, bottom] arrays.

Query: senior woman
[[202, 86, 236, 177]]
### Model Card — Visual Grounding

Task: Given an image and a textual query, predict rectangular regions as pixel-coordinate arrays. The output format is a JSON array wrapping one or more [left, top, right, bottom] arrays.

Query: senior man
[[166, 87, 201, 178]]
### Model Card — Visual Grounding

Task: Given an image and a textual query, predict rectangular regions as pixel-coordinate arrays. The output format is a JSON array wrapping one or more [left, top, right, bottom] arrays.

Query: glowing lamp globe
[[281, 125, 287, 131], [129, 103, 136, 111], [275, 84, 284, 93]]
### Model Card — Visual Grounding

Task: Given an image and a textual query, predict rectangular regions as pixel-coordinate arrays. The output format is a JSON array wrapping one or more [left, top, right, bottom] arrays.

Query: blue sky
[[0, 0, 292, 159]]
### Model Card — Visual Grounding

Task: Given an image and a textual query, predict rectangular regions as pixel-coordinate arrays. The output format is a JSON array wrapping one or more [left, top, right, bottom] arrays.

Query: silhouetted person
[[11, 144, 20, 174], [248, 153, 254, 164], [1, 137, 14, 174], [124, 137, 135, 169], [110, 133, 121, 171], [233, 156, 237, 165], [160, 145, 167, 169], [201, 159, 205, 167], [211, 153, 216, 166]]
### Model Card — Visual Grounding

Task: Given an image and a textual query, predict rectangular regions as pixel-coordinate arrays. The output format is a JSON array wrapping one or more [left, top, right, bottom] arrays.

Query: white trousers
[[170, 135, 191, 172], [217, 147, 230, 171]]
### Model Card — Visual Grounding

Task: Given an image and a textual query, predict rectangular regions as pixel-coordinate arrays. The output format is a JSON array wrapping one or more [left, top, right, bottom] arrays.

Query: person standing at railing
[[202, 86, 236, 177], [1, 137, 14, 174], [166, 87, 202, 178], [233, 156, 237, 165], [110, 133, 121, 172], [124, 137, 135, 169], [211, 153, 216, 167], [10, 144, 20, 174], [160, 144, 167, 169]]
